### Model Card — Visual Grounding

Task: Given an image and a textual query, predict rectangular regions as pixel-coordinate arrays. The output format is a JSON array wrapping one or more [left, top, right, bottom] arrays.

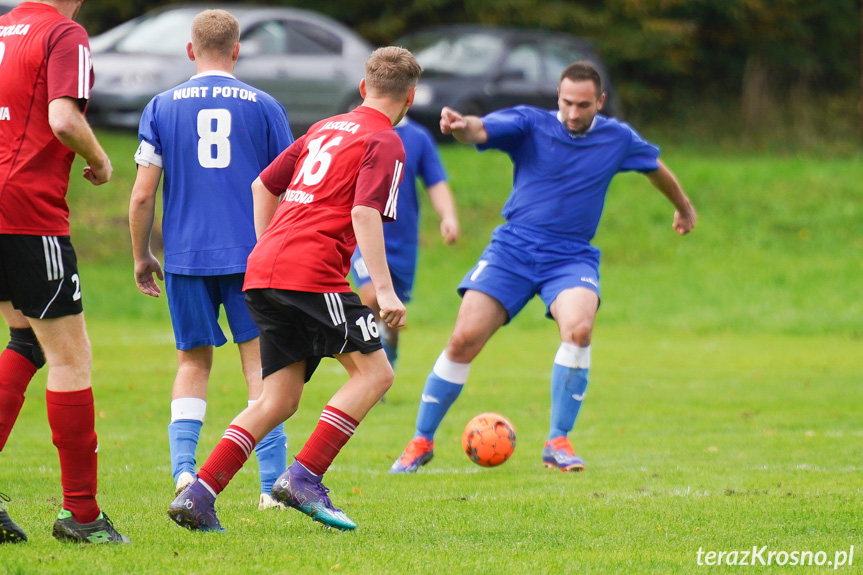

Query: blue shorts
[[165, 272, 259, 350], [457, 224, 600, 323], [349, 250, 414, 303]]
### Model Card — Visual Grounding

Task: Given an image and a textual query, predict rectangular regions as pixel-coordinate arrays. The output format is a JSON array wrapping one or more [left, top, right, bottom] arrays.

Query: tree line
[[79, 0, 860, 137]]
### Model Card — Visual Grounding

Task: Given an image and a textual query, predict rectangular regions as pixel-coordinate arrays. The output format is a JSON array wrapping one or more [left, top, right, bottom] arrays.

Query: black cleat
[[52, 509, 131, 544], [0, 492, 27, 543]]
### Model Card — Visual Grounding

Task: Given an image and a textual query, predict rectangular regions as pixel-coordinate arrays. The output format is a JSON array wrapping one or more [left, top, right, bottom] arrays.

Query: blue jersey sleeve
[[137, 96, 162, 153], [265, 100, 294, 162], [415, 126, 447, 188], [618, 122, 660, 173], [477, 106, 533, 155]]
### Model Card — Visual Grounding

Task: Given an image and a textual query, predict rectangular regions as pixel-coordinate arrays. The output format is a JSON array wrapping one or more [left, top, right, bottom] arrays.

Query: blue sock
[[549, 363, 589, 440], [415, 375, 464, 441], [255, 422, 287, 494], [168, 419, 202, 483], [381, 338, 398, 370]]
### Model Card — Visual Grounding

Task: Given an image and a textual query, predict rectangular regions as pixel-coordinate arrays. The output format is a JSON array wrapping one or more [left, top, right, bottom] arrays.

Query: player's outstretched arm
[[129, 164, 164, 297], [646, 160, 697, 235], [48, 97, 112, 185], [427, 181, 459, 244], [351, 205, 406, 328], [440, 106, 488, 145]]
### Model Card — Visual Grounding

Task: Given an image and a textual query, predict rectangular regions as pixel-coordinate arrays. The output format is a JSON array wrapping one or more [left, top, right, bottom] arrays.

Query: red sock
[[198, 425, 256, 494], [296, 406, 359, 476], [46, 388, 99, 524], [0, 349, 37, 451]]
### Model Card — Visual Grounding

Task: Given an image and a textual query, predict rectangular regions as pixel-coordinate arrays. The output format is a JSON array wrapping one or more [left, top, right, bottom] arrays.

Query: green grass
[[1, 132, 862, 573]]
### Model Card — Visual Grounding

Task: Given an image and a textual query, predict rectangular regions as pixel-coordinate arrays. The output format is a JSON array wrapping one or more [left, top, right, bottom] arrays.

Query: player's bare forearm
[[427, 181, 459, 244], [48, 97, 112, 185], [646, 160, 696, 235], [252, 177, 280, 239], [440, 106, 488, 144], [351, 205, 406, 328], [129, 165, 164, 296]]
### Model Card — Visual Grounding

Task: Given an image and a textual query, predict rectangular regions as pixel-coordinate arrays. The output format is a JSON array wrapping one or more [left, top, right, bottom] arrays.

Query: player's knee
[[7, 327, 46, 369], [445, 331, 482, 363], [562, 323, 592, 347]]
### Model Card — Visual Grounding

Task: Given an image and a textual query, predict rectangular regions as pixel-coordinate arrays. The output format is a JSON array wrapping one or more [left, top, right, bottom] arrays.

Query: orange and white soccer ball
[[462, 412, 516, 467]]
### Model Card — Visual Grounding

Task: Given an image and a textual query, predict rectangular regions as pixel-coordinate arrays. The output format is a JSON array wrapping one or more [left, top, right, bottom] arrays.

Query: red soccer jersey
[[245, 106, 405, 293], [0, 2, 94, 235]]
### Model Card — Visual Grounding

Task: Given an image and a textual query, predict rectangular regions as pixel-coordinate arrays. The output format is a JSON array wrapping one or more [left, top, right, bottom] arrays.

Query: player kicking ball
[[391, 61, 696, 475], [168, 46, 422, 532]]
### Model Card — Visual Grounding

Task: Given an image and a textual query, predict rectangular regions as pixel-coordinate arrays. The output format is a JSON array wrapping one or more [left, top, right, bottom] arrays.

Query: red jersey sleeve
[[45, 20, 93, 103], [260, 135, 306, 195], [354, 130, 405, 222]]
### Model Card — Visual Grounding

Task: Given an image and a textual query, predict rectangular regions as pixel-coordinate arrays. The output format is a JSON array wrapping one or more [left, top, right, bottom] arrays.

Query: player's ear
[[231, 43, 240, 62], [405, 85, 416, 108], [596, 92, 606, 111], [358, 79, 368, 100], [186, 42, 195, 62]]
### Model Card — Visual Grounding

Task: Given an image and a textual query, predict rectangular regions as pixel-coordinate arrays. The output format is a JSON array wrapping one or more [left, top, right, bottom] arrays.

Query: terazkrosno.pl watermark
[[696, 546, 854, 569]]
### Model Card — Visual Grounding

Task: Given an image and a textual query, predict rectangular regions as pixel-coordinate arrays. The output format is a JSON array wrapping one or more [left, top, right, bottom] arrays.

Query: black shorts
[[0, 234, 84, 319], [245, 288, 383, 381]]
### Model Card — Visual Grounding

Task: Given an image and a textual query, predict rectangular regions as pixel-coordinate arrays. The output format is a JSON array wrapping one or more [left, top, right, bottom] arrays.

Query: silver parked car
[[87, 4, 373, 135]]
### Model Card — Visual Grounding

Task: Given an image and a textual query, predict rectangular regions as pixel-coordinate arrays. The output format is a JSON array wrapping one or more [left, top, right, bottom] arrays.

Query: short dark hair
[[560, 61, 602, 96]]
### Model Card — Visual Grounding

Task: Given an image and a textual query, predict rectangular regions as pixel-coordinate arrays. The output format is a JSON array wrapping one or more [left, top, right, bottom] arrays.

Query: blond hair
[[364, 46, 422, 99], [191, 9, 240, 58]]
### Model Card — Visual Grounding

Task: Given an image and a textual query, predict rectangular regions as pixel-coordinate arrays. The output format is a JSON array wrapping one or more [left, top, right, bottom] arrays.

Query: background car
[[0, 0, 21, 15], [397, 25, 619, 138], [87, 4, 373, 136]]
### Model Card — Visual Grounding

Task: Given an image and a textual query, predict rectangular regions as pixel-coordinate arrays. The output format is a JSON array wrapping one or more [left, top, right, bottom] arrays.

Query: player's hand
[[377, 291, 406, 329], [83, 156, 113, 186], [440, 107, 466, 135], [134, 255, 164, 297], [673, 206, 697, 235], [440, 216, 459, 244]]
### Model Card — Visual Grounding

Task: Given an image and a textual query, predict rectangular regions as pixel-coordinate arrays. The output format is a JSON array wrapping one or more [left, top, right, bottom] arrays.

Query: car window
[[502, 43, 541, 82], [542, 40, 589, 82], [113, 9, 197, 55], [243, 21, 288, 55], [284, 21, 342, 55], [406, 33, 505, 76]]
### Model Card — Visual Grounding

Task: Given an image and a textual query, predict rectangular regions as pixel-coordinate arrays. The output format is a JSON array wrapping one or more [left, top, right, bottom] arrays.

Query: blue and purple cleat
[[271, 461, 356, 531], [542, 437, 585, 472], [168, 479, 225, 533]]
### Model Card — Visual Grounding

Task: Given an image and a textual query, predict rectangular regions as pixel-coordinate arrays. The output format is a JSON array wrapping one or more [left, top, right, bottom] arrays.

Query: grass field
[[1, 130, 862, 574]]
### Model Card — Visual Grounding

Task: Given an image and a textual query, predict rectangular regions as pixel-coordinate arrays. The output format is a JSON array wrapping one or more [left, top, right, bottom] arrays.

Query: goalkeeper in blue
[[391, 61, 696, 473], [129, 9, 292, 505]]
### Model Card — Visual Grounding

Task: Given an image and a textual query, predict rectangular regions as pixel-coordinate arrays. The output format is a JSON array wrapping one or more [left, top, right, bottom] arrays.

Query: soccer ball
[[462, 412, 516, 467]]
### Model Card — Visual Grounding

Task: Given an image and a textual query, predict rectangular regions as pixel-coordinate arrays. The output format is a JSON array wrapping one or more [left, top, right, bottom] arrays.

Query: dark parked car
[[86, 4, 373, 135], [397, 25, 618, 138]]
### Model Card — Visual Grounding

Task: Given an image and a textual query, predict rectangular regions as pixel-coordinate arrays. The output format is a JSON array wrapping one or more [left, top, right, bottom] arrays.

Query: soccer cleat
[[168, 479, 225, 533], [258, 493, 285, 511], [542, 437, 585, 472], [271, 464, 356, 531], [175, 471, 195, 496], [389, 437, 434, 474], [0, 492, 27, 543], [51, 509, 130, 544]]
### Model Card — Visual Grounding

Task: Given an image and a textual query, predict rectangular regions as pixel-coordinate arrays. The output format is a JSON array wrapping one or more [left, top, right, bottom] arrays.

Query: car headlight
[[413, 84, 433, 107]]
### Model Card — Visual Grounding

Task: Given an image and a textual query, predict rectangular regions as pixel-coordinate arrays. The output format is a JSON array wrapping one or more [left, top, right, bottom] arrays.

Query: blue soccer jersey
[[137, 71, 293, 275], [478, 106, 659, 242]]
